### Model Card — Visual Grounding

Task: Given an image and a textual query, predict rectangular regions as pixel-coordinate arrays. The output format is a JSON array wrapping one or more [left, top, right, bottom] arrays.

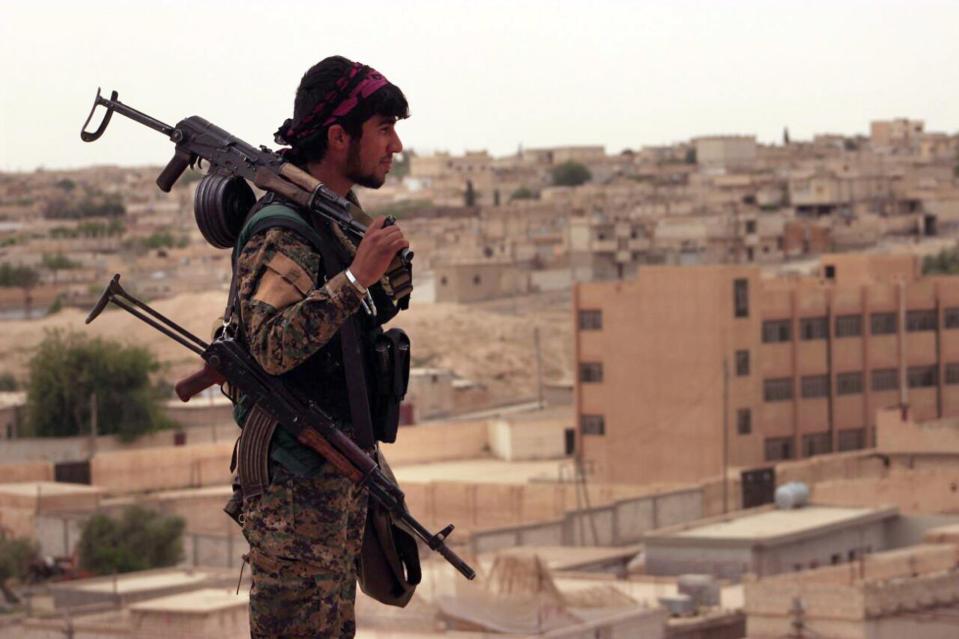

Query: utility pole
[[723, 357, 730, 514], [88, 392, 98, 459], [788, 597, 807, 638], [533, 327, 544, 408]]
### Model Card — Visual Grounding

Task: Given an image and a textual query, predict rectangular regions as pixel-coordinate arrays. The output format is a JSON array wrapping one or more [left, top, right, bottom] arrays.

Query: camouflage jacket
[[235, 198, 378, 477]]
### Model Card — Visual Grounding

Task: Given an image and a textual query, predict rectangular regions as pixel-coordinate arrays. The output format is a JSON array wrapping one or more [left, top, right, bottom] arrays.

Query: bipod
[[86, 274, 208, 356]]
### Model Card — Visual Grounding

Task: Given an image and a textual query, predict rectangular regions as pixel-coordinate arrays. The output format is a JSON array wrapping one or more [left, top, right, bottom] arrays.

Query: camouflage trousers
[[242, 462, 368, 638]]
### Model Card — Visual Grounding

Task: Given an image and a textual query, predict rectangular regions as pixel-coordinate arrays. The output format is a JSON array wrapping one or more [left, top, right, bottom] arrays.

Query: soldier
[[234, 56, 410, 638]]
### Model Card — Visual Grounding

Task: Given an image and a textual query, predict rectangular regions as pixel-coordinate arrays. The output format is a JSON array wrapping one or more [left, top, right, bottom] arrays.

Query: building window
[[871, 312, 897, 335], [439, 276, 448, 286], [801, 375, 830, 398], [762, 320, 791, 343], [872, 368, 899, 392], [764, 436, 794, 462], [472, 274, 482, 285], [735, 350, 750, 377], [579, 362, 604, 383], [944, 307, 959, 329], [907, 365, 937, 389], [803, 432, 833, 457], [737, 408, 752, 435], [946, 363, 959, 385], [580, 414, 605, 435], [824, 265, 836, 279], [906, 310, 937, 332], [734, 278, 749, 318], [837, 372, 863, 395], [838, 428, 867, 452], [579, 309, 603, 331], [764, 378, 794, 402], [835, 315, 863, 338], [800, 317, 828, 341]]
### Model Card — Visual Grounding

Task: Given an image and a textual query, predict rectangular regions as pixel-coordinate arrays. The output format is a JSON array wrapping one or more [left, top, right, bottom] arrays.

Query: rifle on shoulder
[[86, 274, 475, 581], [79, 88, 412, 268]]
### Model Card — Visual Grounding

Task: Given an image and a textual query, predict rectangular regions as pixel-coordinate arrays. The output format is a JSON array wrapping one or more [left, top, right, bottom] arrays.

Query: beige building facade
[[574, 254, 959, 485]]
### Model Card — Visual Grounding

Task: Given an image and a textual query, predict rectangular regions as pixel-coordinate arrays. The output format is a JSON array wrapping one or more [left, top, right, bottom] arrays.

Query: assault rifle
[[79, 88, 411, 267], [85, 274, 475, 581]]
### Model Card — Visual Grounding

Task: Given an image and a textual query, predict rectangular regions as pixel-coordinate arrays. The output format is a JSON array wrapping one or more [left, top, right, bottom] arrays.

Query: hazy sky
[[2, 0, 957, 172]]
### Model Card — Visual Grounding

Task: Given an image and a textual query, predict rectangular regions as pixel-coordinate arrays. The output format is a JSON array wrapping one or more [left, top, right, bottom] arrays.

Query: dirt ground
[[0, 288, 573, 405]]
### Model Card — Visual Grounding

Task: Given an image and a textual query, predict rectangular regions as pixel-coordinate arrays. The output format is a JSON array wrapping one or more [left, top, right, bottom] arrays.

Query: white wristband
[[344, 268, 368, 294]]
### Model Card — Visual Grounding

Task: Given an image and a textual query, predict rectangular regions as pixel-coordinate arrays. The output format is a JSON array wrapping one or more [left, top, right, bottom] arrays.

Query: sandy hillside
[[1, 290, 573, 403]]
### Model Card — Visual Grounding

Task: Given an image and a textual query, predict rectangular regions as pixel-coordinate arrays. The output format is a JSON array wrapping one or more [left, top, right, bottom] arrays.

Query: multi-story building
[[573, 253, 959, 485]]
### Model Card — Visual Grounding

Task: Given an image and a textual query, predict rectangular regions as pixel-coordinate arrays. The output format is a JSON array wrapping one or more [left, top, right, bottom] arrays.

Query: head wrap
[[275, 62, 391, 147]]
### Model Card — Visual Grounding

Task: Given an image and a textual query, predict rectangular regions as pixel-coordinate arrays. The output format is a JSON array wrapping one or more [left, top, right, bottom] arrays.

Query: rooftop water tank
[[775, 481, 810, 510]]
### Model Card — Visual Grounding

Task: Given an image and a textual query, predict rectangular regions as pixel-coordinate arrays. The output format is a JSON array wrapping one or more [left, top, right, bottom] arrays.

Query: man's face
[[345, 114, 403, 189]]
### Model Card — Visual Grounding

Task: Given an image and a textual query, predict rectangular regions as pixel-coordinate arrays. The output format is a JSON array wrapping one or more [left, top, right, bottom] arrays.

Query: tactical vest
[[228, 195, 404, 485]]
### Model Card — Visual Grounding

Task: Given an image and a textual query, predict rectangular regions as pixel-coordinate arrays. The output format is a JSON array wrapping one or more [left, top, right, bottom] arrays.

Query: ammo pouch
[[370, 328, 411, 444], [358, 448, 421, 607]]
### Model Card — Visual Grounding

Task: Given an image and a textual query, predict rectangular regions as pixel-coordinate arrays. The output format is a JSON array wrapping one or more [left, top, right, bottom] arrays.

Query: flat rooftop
[[59, 569, 210, 595], [649, 505, 899, 547], [130, 588, 248, 614], [0, 481, 101, 497], [392, 458, 567, 484]]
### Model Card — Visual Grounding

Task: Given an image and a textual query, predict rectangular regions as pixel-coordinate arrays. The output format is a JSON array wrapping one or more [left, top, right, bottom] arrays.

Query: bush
[[922, 248, 959, 275], [77, 507, 184, 575], [25, 331, 171, 442], [0, 536, 39, 583], [550, 161, 591, 187], [510, 187, 537, 201], [0, 373, 16, 391]]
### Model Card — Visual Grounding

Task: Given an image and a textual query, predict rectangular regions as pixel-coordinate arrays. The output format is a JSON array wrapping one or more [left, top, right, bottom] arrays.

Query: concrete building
[[744, 542, 959, 639], [871, 118, 925, 150], [694, 136, 757, 171], [406, 367, 456, 420], [0, 392, 25, 440], [644, 504, 899, 580], [433, 259, 531, 303], [574, 253, 959, 485]]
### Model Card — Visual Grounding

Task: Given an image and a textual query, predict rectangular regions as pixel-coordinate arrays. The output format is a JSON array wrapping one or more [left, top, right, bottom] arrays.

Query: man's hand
[[350, 217, 410, 288]]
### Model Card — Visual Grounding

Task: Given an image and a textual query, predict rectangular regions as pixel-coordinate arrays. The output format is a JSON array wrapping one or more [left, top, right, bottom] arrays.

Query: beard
[[345, 140, 386, 189]]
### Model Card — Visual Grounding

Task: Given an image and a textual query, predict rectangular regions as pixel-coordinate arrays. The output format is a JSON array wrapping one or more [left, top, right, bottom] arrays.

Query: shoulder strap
[[224, 202, 326, 328], [235, 204, 326, 257]]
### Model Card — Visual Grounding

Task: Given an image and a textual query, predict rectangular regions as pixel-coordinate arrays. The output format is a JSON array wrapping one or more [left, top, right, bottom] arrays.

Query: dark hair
[[288, 56, 409, 163]]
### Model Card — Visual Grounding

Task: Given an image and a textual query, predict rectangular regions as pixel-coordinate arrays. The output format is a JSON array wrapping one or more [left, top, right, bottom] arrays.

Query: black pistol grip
[[157, 149, 192, 192], [381, 217, 414, 266]]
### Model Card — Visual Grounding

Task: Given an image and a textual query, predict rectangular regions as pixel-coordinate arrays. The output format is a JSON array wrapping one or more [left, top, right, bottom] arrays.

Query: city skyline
[[2, 0, 958, 171]]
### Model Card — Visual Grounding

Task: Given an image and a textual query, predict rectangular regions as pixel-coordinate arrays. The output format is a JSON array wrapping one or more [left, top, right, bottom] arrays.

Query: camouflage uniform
[[236, 218, 370, 638]]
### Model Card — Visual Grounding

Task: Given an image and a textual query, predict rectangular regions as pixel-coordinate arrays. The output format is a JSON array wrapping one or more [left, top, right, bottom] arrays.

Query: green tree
[[25, 331, 171, 442], [922, 247, 959, 275], [464, 179, 477, 207], [0, 373, 17, 391], [0, 263, 39, 318], [77, 507, 184, 575], [550, 161, 592, 187], [42, 253, 80, 284], [0, 536, 39, 602], [510, 186, 537, 201]]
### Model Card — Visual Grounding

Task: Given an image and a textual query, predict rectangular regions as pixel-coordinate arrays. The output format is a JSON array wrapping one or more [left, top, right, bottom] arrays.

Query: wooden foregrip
[[279, 163, 321, 192], [175, 363, 227, 402], [253, 170, 311, 208]]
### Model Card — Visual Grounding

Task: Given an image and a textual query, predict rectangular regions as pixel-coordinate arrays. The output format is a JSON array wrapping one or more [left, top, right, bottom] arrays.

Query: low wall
[[0, 461, 54, 483], [468, 486, 705, 554], [812, 469, 959, 514], [0, 423, 235, 464], [90, 442, 234, 494], [381, 420, 489, 466], [877, 406, 959, 454]]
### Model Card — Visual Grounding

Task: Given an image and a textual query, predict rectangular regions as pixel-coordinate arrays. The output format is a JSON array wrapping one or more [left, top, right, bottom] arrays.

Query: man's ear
[[327, 124, 350, 153]]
